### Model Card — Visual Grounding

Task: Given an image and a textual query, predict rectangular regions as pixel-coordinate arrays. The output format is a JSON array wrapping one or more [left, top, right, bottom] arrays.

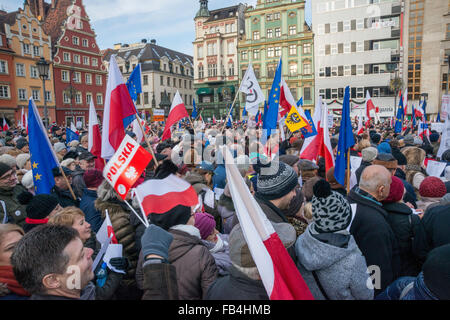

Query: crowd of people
[[0, 117, 449, 301]]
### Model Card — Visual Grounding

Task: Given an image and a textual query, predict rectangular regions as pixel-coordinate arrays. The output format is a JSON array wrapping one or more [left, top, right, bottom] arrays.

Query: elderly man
[[71, 151, 96, 198], [0, 162, 27, 226], [51, 167, 79, 208], [348, 165, 401, 296]]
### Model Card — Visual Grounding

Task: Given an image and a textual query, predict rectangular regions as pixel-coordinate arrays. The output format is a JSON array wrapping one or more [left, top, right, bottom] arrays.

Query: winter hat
[[377, 142, 392, 155], [63, 150, 79, 161], [429, 133, 440, 143], [16, 138, 28, 150], [60, 158, 75, 169], [373, 153, 398, 170], [229, 222, 296, 268], [54, 142, 66, 153], [383, 176, 405, 204], [68, 140, 80, 148], [298, 159, 319, 172], [21, 170, 34, 190], [404, 135, 415, 145], [25, 194, 59, 220], [414, 137, 423, 146], [362, 147, 378, 163], [422, 244, 450, 300], [281, 188, 304, 218], [371, 133, 381, 144], [256, 161, 298, 200], [0, 162, 12, 178], [83, 169, 104, 188], [279, 155, 300, 168], [16, 153, 30, 170], [441, 149, 450, 162], [194, 212, 216, 240], [0, 154, 16, 168], [402, 147, 426, 167], [392, 150, 407, 166], [310, 180, 352, 233], [419, 177, 447, 198]]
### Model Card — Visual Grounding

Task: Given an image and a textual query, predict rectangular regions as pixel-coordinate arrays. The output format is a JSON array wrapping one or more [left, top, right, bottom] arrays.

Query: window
[[344, 43, 351, 53], [85, 73, 92, 84], [275, 47, 281, 57], [92, 58, 98, 67], [253, 49, 259, 59], [197, 46, 203, 58], [96, 75, 102, 85], [74, 54, 80, 64], [274, 12, 280, 20], [319, 67, 325, 77], [160, 75, 164, 85], [143, 75, 148, 86], [63, 92, 70, 104], [332, 66, 338, 77], [45, 91, 51, 102], [18, 89, 27, 100], [356, 87, 364, 98], [338, 43, 344, 54], [23, 43, 31, 55], [179, 79, 182, 88], [167, 77, 170, 86], [267, 64, 276, 78], [325, 24, 330, 33], [0, 61, 7, 74], [304, 43, 312, 54], [241, 51, 248, 60], [16, 64, 25, 77], [184, 79, 187, 88], [304, 87, 311, 101], [32, 89, 40, 101], [208, 64, 217, 77], [86, 93, 92, 104], [357, 41, 364, 52], [83, 57, 89, 65], [33, 46, 40, 57], [331, 44, 338, 55], [173, 78, 176, 87], [74, 72, 81, 83], [289, 25, 296, 35], [344, 20, 351, 31], [332, 89, 338, 99], [30, 66, 38, 78], [338, 66, 344, 76], [319, 46, 325, 56], [331, 23, 337, 33], [351, 65, 357, 76], [75, 92, 82, 104], [82, 39, 88, 47], [229, 63, 234, 76], [267, 29, 273, 38], [373, 88, 380, 97], [62, 70, 69, 82], [198, 65, 204, 78], [267, 47, 274, 58], [227, 42, 233, 55], [275, 28, 281, 37], [303, 62, 311, 75], [63, 52, 71, 62], [253, 31, 260, 40], [289, 45, 297, 55], [289, 64, 297, 76], [266, 14, 273, 21], [96, 94, 103, 105], [73, 36, 79, 45], [144, 92, 149, 105], [344, 65, 351, 76], [357, 64, 364, 75], [356, 19, 364, 30], [318, 24, 325, 35], [0, 85, 10, 98]]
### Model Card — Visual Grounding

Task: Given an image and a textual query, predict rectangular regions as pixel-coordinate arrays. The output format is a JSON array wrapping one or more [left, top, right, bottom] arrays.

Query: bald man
[[347, 165, 401, 296]]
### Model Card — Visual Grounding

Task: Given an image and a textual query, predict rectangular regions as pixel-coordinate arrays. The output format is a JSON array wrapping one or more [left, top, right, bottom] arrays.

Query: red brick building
[[31, 0, 107, 127], [0, 16, 16, 123]]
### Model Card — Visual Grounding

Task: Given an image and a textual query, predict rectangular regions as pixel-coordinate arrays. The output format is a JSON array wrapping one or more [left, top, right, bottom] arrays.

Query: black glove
[[141, 224, 173, 262], [109, 257, 129, 272]]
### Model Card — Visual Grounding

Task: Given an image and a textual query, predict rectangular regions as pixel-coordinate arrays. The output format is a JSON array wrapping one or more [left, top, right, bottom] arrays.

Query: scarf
[[0, 265, 30, 297], [170, 224, 201, 239], [209, 234, 225, 254]]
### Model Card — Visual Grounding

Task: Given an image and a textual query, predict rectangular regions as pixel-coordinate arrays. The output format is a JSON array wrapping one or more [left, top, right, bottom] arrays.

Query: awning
[[196, 87, 214, 95]]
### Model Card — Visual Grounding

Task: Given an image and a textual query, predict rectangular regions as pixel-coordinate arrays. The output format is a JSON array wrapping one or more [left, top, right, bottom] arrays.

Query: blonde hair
[[0, 224, 24, 243], [81, 135, 88, 144], [48, 207, 84, 227], [358, 139, 371, 151], [304, 202, 313, 221]]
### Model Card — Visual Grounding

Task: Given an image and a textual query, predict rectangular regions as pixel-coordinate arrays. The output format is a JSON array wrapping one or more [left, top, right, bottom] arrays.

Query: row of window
[[316, 0, 390, 14], [61, 70, 103, 85], [159, 75, 193, 89], [62, 92, 103, 105], [317, 16, 399, 35], [198, 42, 235, 58], [62, 52, 99, 67], [319, 39, 398, 56], [14, 63, 50, 79], [0, 85, 52, 102], [136, 92, 193, 106], [70, 36, 90, 48], [319, 63, 396, 77], [319, 86, 391, 100], [208, 23, 236, 35], [252, 25, 298, 40], [198, 64, 235, 79], [240, 44, 312, 60], [240, 62, 312, 80], [22, 43, 42, 56]]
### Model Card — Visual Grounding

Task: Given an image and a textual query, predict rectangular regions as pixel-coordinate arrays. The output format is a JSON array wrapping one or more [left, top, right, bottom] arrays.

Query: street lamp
[[36, 57, 50, 128]]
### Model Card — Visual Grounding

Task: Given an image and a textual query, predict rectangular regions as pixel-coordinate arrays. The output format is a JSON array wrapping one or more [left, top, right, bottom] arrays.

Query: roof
[[104, 42, 194, 72], [205, 5, 239, 23], [40, 0, 73, 48], [0, 10, 18, 28]]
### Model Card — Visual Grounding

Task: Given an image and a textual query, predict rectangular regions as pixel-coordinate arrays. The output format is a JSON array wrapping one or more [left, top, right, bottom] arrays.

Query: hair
[[358, 139, 371, 151], [0, 224, 24, 243], [81, 135, 88, 143], [10, 224, 79, 295], [303, 202, 313, 221], [48, 207, 85, 227]]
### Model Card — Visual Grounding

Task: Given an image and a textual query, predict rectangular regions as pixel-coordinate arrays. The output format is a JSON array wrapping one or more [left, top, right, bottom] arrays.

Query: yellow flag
[[285, 106, 308, 133]]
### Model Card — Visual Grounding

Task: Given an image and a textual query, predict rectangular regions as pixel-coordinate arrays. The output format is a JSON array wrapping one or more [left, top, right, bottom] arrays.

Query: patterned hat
[[310, 180, 352, 233], [256, 161, 298, 200]]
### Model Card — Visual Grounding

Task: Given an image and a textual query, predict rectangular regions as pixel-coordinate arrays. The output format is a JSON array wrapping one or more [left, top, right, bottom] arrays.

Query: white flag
[[239, 64, 265, 116]]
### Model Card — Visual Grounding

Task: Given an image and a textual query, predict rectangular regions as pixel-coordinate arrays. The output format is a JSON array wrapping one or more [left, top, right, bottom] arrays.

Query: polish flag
[[20, 107, 28, 131], [415, 100, 425, 118], [70, 122, 79, 135], [222, 146, 314, 300], [403, 89, 408, 117], [2, 117, 9, 131], [279, 79, 312, 132], [134, 174, 198, 216], [161, 91, 188, 141], [418, 118, 430, 140], [357, 115, 364, 135], [132, 115, 146, 143], [365, 91, 376, 128], [299, 96, 323, 160], [97, 210, 118, 244], [88, 100, 104, 171], [212, 115, 217, 125], [101, 55, 137, 160]]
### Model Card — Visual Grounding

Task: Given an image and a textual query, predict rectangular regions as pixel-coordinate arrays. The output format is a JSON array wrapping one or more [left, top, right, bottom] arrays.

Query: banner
[[442, 94, 450, 119], [153, 109, 165, 122], [431, 122, 445, 133], [103, 135, 152, 199]]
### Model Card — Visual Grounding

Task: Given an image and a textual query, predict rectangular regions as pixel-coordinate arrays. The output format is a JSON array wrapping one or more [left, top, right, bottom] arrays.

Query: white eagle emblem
[[124, 166, 138, 180]]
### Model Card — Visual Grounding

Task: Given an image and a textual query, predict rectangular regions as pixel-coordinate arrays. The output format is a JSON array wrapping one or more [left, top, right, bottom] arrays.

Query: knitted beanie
[[0, 161, 12, 177], [21, 170, 34, 190], [383, 176, 405, 203], [16, 138, 28, 150], [422, 244, 450, 300], [194, 212, 216, 240], [310, 180, 352, 233], [16, 153, 30, 170], [83, 168, 104, 188], [362, 147, 378, 162], [419, 177, 447, 198], [54, 142, 66, 153], [256, 161, 298, 200], [23, 194, 59, 222], [429, 133, 440, 143], [0, 154, 16, 169], [377, 142, 392, 155]]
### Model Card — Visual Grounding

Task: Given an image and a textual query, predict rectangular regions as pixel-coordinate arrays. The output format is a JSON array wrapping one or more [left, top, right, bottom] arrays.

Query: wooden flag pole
[[346, 149, 351, 194], [59, 166, 77, 201]]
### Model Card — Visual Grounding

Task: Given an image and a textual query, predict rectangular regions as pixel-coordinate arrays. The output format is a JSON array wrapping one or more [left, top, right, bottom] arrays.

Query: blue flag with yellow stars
[[126, 64, 142, 104], [28, 98, 60, 194], [191, 99, 198, 119], [263, 59, 282, 138], [394, 91, 404, 133], [301, 109, 317, 139]]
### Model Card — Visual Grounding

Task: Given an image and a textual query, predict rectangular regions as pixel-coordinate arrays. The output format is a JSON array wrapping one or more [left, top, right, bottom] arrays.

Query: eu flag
[[394, 91, 404, 133], [242, 107, 248, 117], [297, 97, 303, 107], [28, 98, 60, 194], [412, 105, 416, 129], [66, 127, 79, 144], [192, 99, 198, 119], [301, 109, 317, 139], [334, 86, 355, 186], [126, 64, 142, 103], [263, 59, 282, 138], [437, 111, 441, 122]]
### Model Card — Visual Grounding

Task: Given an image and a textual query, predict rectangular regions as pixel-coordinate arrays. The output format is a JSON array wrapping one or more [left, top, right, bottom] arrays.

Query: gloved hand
[[141, 224, 173, 262], [109, 257, 129, 272]]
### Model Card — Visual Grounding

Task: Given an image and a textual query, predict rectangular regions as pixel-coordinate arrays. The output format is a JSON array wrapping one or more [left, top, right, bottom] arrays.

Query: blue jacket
[[213, 164, 226, 189], [80, 189, 103, 233]]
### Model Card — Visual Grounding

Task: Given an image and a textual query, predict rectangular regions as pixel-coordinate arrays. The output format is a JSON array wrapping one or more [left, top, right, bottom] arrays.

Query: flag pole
[[221, 93, 239, 134], [346, 150, 351, 194], [123, 199, 149, 228], [59, 166, 77, 201], [137, 93, 158, 167]]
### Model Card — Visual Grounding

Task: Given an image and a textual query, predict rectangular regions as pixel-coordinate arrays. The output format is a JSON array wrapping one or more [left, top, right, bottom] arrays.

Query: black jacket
[[347, 190, 401, 295], [421, 204, 450, 251], [205, 265, 269, 300], [382, 202, 429, 277], [355, 161, 371, 184], [51, 186, 80, 208]]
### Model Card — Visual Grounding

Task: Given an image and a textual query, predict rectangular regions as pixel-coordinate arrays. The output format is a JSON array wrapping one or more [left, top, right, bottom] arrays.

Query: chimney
[[150, 39, 156, 44], [38, 0, 45, 21], [141, 39, 147, 43]]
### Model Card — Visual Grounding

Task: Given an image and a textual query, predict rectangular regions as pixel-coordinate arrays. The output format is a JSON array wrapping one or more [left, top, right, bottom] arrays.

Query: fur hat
[[419, 177, 447, 198], [362, 147, 378, 163], [256, 161, 298, 200], [21, 170, 34, 190], [373, 153, 398, 170], [402, 147, 426, 167], [16, 153, 30, 170]]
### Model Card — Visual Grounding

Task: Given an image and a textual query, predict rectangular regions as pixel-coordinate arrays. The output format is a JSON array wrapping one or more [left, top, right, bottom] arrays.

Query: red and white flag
[[212, 115, 217, 125], [70, 122, 79, 135], [415, 100, 425, 118], [103, 135, 152, 200], [2, 116, 9, 131], [101, 55, 137, 160], [403, 89, 408, 117], [132, 115, 146, 144], [20, 107, 28, 131], [134, 174, 198, 216], [88, 100, 104, 171], [357, 115, 364, 135], [96, 210, 118, 245], [365, 91, 376, 128], [161, 90, 188, 141], [222, 146, 314, 300]]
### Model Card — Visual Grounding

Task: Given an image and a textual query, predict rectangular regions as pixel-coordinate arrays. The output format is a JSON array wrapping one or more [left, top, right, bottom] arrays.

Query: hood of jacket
[[295, 225, 358, 271], [168, 227, 204, 263], [95, 199, 128, 219]]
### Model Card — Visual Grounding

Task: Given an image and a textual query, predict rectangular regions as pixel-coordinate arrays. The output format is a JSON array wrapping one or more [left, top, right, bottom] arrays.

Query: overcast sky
[[2, 0, 257, 56]]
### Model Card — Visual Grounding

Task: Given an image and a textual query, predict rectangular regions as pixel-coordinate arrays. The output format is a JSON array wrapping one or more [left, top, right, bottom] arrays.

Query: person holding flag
[[263, 59, 282, 139]]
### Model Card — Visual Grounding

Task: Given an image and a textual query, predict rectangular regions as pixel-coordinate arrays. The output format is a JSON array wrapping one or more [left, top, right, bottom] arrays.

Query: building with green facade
[[238, 0, 315, 115]]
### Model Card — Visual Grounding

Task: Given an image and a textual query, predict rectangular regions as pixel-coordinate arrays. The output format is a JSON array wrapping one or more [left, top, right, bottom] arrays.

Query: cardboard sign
[[103, 135, 152, 199]]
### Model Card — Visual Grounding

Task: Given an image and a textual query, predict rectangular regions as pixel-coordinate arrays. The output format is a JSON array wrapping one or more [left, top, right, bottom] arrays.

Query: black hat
[[155, 153, 168, 162], [0, 162, 12, 178], [79, 151, 96, 161], [25, 194, 59, 220], [423, 244, 450, 300], [16, 138, 28, 150], [156, 142, 171, 154], [429, 133, 440, 143], [52, 166, 73, 177], [63, 150, 80, 161], [371, 133, 381, 144], [392, 149, 407, 166]]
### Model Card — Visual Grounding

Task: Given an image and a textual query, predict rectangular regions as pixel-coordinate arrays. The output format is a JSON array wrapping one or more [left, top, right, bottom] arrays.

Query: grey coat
[[295, 226, 374, 300]]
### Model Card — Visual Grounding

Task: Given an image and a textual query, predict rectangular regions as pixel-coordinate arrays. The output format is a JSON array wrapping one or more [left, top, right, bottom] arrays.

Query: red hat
[[383, 176, 405, 204], [194, 212, 216, 240], [83, 169, 104, 188], [419, 177, 447, 198]]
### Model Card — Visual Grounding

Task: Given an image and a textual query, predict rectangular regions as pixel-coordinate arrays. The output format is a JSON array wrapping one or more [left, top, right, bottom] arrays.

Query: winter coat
[[201, 234, 231, 276], [80, 189, 103, 233], [213, 164, 226, 189], [71, 167, 86, 199], [416, 197, 441, 213], [295, 226, 373, 300], [94, 199, 139, 284], [205, 265, 269, 300], [347, 189, 401, 295], [421, 204, 450, 250], [184, 172, 209, 195], [51, 186, 79, 208], [381, 202, 429, 277], [355, 161, 372, 184], [141, 261, 179, 300], [0, 185, 27, 227], [217, 193, 237, 234], [425, 193, 450, 212], [168, 225, 218, 300]]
